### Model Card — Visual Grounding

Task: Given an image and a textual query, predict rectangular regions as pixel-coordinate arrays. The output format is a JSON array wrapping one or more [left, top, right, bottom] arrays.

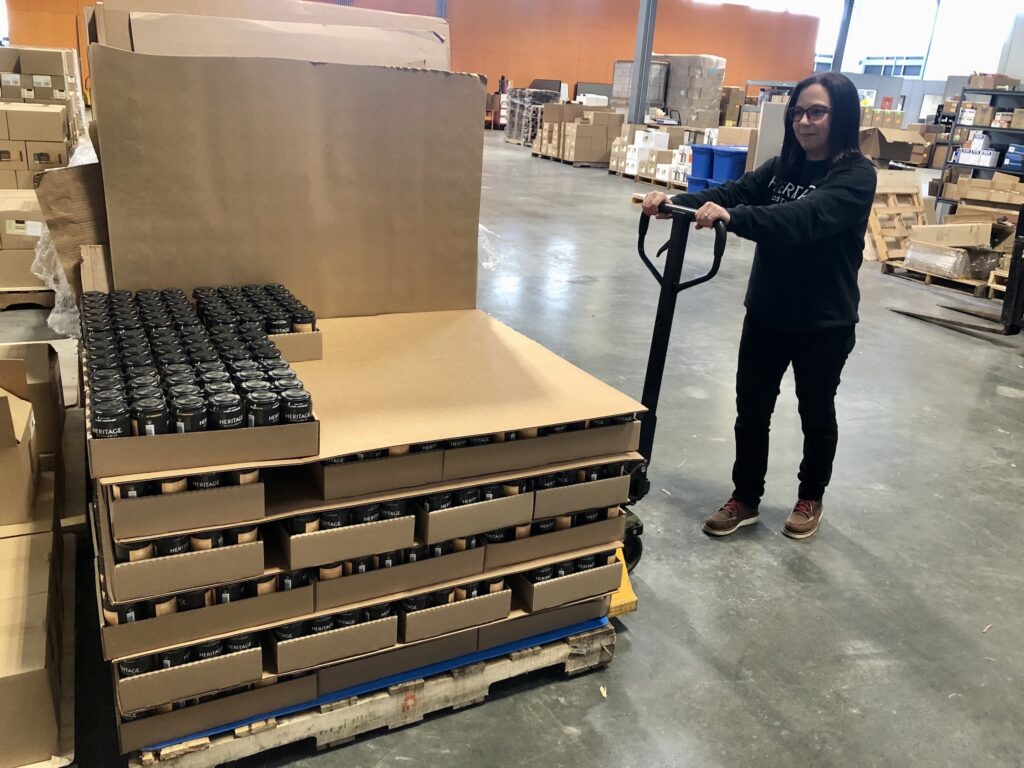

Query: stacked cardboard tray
[[70, 26, 645, 757]]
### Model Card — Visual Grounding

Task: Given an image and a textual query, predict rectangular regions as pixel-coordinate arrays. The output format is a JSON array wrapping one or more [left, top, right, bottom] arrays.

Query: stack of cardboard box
[[623, 127, 711, 178], [0, 47, 84, 146], [66, 30, 645, 758], [859, 107, 906, 130], [562, 111, 625, 165], [942, 172, 1024, 207], [655, 54, 727, 129], [0, 341, 67, 766], [533, 103, 584, 158], [0, 102, 71, 187], [720, 86, 745, 127]]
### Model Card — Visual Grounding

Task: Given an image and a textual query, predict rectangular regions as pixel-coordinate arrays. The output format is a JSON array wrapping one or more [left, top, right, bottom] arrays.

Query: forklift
[[622, 194, 729, 571]]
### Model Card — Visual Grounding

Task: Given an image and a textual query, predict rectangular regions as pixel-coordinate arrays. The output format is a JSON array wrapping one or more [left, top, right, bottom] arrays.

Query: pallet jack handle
[[628, 193, 728, 504]]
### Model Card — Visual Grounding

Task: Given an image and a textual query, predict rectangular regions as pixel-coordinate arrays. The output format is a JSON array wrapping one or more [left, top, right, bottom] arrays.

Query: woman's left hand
[[694, 202, 730, 230]]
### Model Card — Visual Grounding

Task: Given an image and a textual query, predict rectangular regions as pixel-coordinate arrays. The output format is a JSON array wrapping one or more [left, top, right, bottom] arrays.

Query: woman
[[643, 71, 876, 540]]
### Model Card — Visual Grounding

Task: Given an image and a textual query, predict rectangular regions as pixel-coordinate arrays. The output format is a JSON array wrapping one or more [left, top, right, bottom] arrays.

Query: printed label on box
[[20, 88, 34, 99], [1, 73, 20, 86], [26, 220, 43, 237], [32, 75, 52, 88]]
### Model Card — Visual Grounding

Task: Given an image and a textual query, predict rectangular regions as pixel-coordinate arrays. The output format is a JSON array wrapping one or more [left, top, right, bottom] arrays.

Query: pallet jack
[[621, 194, 728, 571]]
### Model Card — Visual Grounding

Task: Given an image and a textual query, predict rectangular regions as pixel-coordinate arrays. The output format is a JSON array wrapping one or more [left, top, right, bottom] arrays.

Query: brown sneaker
[[702, 498, 759, 537], [783, 499, 824, 539]]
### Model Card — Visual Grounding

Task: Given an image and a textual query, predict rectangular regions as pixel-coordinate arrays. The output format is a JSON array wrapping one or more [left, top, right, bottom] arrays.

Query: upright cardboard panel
[[128, 13, 449, 70], [0, 342, 64, 455], [533, 475, 630, 521], [108, 482, 265, 540], [399, 588, 511, 643], [416, 493, 533, 544], [90, 45, 482, 320]]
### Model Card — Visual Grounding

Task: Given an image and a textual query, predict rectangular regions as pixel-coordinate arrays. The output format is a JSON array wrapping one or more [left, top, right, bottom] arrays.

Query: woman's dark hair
[[776, 71, 862, 179]]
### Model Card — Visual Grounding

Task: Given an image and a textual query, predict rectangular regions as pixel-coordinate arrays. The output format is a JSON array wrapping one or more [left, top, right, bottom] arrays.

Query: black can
[[154, 536, 190, 557], [503, 478, 532, 496], [159, 646, 193, 669], [208, 392, 245, 430], [588, 417, 613, 428], [129, 386, 164, 404], [266, 312, 291, 335], [483, 528, 514, 544], [226, 633, 258, 653], [190, 347, 220, 365], [173, 395, 208, 433], [376, 550, 401, 569], [455, 535, 480, 551], [379, 500, 407, 519], [90, 388, 127, 409], [405, 545, 428, 563], [353, 449, 387, 461], [235, 370, 268, 387], [245, 390, 280, 427], [581, 466, 602, 483], [157, 350, 190, 368], [176, 590, 210, 612], [193, 639, 224, 661], [573, 509, 606, 527], [265, 366, 295, 385], [574, 555, 597, 572], [278, 569, 310, 591], [113, 480, 153, 500], [481, 484, 503, 502], [291, 308, 316, 333], [428, 540, 453, 559], [91, 400, 131, 439], [334, 610, 363, 629], [422, 492, 453, 512], [250, 344, 282, 365], [456, 582, 483, 600], [167, 383, 203, 401], [531, 518, 556, 536], [280, 389, 313, 423], [348, 556, 373, 575], [553, 560, 575, 578], [187, 472, 222, 491], [527, 565, 554, 584], [191, 530, 225, 552], [454, 487, 481, 506], [126, 373, 162, 393], [309, 615, 336, 635], [271, 377, 302, 394], [555, 470, 577, 487], [351, 504, 381, 525], [118, 655, 155, 678], [429, 588, 454, 607], [195, 360, 227, 375], [225, 525, 259, 546], [146, 594, 177, 618], [163, 362, 196, 379], [102, 598, 146, 626], [411, 441, 441, 453], [486, 576, 505, 594], [204, 381, 236, 399], [285, 513, 319, 536], [534, 474, 558, 490], [319, 508, 351, 529], [364, 602, 393, 621], [595, 550, 617, 567], [200, 369, 233, 387], [401, 594, 431, 614], [468, 434, 493, 446], [114, 539, 154, 563], [540, 423, 569, 436], [228, 358, 261, 377], [446, 437, 468, 449]]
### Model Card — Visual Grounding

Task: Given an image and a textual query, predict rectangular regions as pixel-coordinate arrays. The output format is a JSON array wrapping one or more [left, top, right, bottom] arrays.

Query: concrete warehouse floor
[[3, 132, 1023, 767]]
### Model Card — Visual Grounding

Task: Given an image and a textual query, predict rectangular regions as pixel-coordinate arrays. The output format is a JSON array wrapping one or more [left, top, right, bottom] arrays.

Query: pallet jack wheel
[[623, 509, 644, 572]]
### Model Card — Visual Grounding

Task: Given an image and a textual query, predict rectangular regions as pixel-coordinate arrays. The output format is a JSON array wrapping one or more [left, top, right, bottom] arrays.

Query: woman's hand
[[694, 201, 730, 230], [642, 191, 672, 219]]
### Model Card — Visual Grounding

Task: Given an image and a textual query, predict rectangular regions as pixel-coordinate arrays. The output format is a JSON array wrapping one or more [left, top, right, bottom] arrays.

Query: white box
[[624, 159, 640, 175], [969, 134, 990, 151], [960, 108, 976, 126], [670, 164, 690, 183], [625, 145, 652, 162], [655, 163, 672, 182], [976, 149, 999, 168], [634, 130, 670, 150]]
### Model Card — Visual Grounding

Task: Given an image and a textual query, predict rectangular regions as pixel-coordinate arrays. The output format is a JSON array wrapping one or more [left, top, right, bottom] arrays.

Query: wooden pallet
[[561, 160, 609, 169], [0, 289, 55, 311], [504, 137, 524, 146], [881, 259, 988, 297], [988, 268, 1009, 299], [865, 171, 926, 263], [131, 625, 615, 768]]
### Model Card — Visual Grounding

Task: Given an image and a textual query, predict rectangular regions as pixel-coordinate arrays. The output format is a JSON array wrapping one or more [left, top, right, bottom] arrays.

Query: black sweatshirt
[[672, 154, 877, 329]]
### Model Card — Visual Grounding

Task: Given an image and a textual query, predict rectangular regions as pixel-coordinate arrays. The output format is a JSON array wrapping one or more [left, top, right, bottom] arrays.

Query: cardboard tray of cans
[[80, 285, 321, 479]]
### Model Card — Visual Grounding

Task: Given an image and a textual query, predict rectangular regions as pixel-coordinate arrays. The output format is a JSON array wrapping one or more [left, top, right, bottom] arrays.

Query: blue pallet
[[142, 616, 610, 753]]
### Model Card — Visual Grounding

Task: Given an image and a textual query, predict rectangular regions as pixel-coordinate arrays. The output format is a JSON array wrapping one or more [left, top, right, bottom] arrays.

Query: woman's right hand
[[642, 191, 672, 219]]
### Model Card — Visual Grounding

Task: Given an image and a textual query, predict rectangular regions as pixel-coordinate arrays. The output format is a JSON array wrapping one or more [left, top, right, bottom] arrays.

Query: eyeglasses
[[788, 105, 831, 123]]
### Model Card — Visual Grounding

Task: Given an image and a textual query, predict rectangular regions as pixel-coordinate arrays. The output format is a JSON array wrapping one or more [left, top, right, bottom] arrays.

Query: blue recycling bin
[[690, 145, 715, 179], [711, 146, 748, 182], [686, 176, 711, 193]]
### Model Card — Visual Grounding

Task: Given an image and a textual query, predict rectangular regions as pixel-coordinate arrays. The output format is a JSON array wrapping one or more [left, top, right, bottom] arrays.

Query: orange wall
[[351, 0, 818, 89]]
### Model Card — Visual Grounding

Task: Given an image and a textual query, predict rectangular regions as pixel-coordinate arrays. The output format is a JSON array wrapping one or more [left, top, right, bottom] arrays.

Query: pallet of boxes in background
[[40, 21, 646, 761]]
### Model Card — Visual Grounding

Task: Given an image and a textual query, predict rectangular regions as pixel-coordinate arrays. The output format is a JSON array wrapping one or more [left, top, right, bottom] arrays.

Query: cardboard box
[[3, 104, 67, 143], [0, 170, 15, 189], [533, 474, 630, 521], [1012, 109, 1024, 130], [0, 249, 41, 288], [15, 170, 35, 189], [910, 222, 992, 248], [0, 72, 22, 88], [484, 508, 626, 569], [859, 128, 928, 164], [477, 595, 609, 650], [29, 74, 66, 91], [271, 615, 397, 674], [0, 528, 60, 767], [416, 492, 532, 544], [278, 514, 415, 570], [29, 87, 66, 102], [316, 546, 485, 611], [716, 127, 758, 172], [0, 191, 43, 251], [0, 85, 23, 100], [318, 627, 477, 697], [0, 343, 64, 456], [399, 588, 511, 643], [967, 73, 1020, 90], [512, 562, 620, 612], [116, 647, 263, 713], [16, 50, 67, 78], [267, 330, 322, 363], [0, 141, 27, 171], [106, 481, 266, 541], [117, 674, 316, 754], [25, 141, 69, 172], [312, 451, 443, 500], [0, 386, 38, 526]]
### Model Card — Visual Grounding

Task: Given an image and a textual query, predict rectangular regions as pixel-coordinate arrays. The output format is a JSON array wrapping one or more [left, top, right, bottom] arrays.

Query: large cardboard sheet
[[96, 0, 449, 63], [293, 310, 644, 459], [128, 13, 449, 70], [90, 45, 483, 319]]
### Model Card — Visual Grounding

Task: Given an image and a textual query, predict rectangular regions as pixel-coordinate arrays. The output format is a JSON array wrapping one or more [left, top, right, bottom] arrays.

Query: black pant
[[732, 312, 856, 507]]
